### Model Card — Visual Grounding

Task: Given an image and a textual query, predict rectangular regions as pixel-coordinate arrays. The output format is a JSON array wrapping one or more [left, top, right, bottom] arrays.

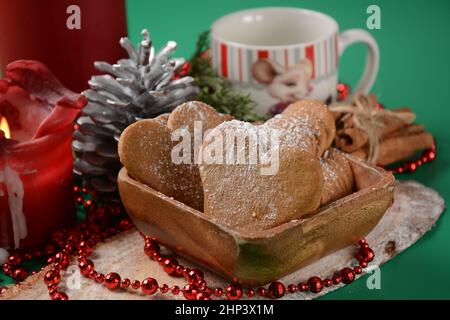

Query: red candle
[[0, 0, 127, 93], [0, 60, 86, 250]]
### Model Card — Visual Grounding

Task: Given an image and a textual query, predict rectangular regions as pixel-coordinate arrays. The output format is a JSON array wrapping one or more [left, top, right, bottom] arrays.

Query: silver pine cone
[[73, 29, 199, 201]]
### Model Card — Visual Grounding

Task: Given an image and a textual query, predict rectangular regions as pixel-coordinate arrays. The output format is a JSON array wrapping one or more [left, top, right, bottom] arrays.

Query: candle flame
[[0, 117, 11, 139]]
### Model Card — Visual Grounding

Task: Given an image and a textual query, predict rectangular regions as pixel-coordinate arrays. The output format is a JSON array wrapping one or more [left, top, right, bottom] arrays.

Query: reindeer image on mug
[[211, 7, 379, 115]]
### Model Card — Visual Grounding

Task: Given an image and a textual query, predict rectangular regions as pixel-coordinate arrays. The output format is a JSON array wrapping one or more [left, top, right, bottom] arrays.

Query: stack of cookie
[[118, 101, 231, 211], [119, 100, 355, 233]]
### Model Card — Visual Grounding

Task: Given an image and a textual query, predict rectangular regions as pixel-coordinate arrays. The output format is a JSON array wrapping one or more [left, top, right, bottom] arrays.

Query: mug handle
[[338, 29, 379, 93]]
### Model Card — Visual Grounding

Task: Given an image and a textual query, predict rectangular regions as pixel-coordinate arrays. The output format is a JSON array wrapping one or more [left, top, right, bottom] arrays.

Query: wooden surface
[[118, 152, 395, 285], [0, 180, 444, 300]]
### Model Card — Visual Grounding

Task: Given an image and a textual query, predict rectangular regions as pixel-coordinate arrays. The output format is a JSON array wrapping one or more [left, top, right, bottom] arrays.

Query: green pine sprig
[[189, 31, 265, 122]]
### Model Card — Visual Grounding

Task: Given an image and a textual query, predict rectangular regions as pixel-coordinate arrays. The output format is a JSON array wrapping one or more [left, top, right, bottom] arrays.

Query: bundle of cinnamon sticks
[[331, 94, 434, 166]]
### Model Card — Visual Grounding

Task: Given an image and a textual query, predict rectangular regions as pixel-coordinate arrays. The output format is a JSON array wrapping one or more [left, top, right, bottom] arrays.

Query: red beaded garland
[[182, 284, 198, 300], [95, 273, 105, 284], [8, 255, 23, 266], [175, 265, 184, 276], [48, 287, 57, 297], [141, 277, 158, 295], [185, 268, 204, 284], [307, 277, 323, 293], [287, 284, 297, 293], [339, 268, 356, 285], [360, 247, 375, 263], [51, 292, 69, 300], [104, 272, 121, 290], [131, 280, 141, 290], [144, 241, 159, 257], [245, 288, 255, 297], [257, 287, 267, 297], [323, 279, 333, 287], [196, 292, 211, 300], [298, 283, 309, 292], [44, 270, 61, 286], [163, 258, 178, 276], [171, 285, 180, 295], [12, 268, 28, 282], [2, 184, 378, 301], [159, 284, 169, 294], [354, 266, 363, 275], [58, 235, 369, 299], [121, 278, 131, 289], [225, 283, 243, 300], [268, 281, 285, 299], [214, 288, 223, 297], [78, 259, 94, 276], [2, 264, 12, 276], [389, 144, 436, 174]]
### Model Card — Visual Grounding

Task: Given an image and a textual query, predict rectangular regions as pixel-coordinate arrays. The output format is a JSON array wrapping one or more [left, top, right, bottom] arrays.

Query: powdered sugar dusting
[[200, 117, 324, 231], [265, 114, 320, 154]]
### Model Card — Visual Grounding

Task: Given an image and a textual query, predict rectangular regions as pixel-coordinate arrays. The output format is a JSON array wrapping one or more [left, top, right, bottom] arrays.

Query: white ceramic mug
[[211, 7, 379, 115]]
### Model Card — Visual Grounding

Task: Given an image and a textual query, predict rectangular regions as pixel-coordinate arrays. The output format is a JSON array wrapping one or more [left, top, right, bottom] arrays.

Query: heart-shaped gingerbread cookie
[[118, 101, 231, 211], [199, 120, 323, 231], [266, 100, 336, 158]]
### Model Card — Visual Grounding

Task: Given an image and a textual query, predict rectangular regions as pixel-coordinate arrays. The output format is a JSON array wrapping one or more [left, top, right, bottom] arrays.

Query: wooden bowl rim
[[119, 153, 394, 241]]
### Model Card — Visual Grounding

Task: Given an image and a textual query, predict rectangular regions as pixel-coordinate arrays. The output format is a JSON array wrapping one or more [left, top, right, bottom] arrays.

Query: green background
[[1, 0, 449, 299], [127, 0, 450, 299]]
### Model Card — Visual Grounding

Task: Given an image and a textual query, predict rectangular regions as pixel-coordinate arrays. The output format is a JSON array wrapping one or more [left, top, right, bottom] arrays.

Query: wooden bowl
[[118, 154, 394, 286]]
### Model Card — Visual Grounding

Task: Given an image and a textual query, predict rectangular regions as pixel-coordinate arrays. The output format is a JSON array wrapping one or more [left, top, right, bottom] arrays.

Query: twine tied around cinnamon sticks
[[330, 93, 416, 164]]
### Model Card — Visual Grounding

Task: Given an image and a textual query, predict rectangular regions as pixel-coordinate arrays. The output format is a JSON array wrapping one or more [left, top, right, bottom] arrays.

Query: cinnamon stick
[[351, 132, 434, 166], [334, 108, 415, 153], [335, 127, 368, 152], [384, 124, 425, 139]]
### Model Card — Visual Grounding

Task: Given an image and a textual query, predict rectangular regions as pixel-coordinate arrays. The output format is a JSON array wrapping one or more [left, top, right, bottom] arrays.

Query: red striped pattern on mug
[[212, 33, 339, 83]]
